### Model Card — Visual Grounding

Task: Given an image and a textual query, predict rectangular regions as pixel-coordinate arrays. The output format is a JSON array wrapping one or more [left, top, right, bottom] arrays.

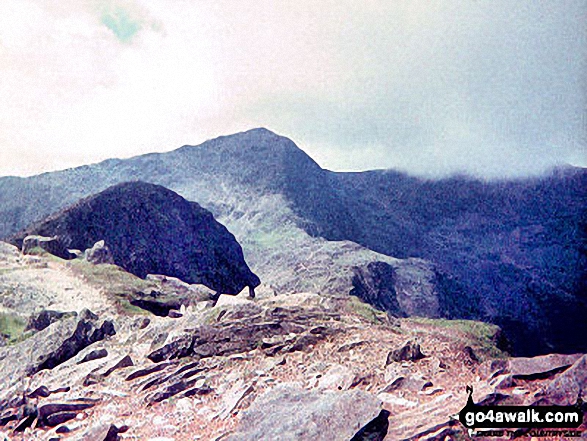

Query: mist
[[0, 0, 585, 178]]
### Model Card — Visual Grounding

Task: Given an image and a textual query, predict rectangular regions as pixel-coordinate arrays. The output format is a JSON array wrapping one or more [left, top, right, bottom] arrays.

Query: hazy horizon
[[1, 1, 585, 178]]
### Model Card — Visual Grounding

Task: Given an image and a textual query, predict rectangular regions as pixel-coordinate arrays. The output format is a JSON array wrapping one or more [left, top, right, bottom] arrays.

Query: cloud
[[0, 0, 584, 178]]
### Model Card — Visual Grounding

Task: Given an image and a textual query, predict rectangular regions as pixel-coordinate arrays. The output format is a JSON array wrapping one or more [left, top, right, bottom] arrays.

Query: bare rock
[[81, 422, 129, 441], [146, 275, 215, 301], [386, 341, 425, 364], [350, 409, 390, 441], [316, 364, 357, 391], [21, 235, 74, 259], [102, 355, 134, 377], [129, 297, 181, 317], [84, 240, 114, 265], [25, 310, 71, 332], [479, 353, 582, 381], [78, 348, 108, 364], [535, 354, 587, 406], [0, 312, 116, 386], [37, 402, 95, 427], [148, 306, 340, 363], [216, 294, 253, 308], [226, 384, 382, 441]]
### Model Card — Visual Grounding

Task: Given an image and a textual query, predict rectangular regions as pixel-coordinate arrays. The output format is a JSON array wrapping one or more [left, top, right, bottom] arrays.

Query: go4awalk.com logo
[[459, 386, 583, 432]]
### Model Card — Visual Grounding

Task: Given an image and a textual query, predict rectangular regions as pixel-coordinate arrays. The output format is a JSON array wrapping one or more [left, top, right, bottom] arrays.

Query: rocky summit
[[8, 181, 260, 295]]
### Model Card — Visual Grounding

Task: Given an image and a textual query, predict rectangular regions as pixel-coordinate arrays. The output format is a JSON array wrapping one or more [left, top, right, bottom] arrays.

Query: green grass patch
[[67, 260, 157, 315], [0, 312, 27, 344], [346, 296, 387, 325], [406, 316, 507, 359]]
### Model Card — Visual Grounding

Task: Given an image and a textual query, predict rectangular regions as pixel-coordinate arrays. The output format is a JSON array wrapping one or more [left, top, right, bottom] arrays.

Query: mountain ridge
[[1, 128, 585, 355]]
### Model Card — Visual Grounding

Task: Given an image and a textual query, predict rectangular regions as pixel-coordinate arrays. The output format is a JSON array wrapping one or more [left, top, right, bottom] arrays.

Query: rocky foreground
[[0, 242, 585, 440]]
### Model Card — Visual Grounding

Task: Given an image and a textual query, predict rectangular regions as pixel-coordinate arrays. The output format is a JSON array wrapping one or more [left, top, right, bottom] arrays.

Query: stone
[[0, 313, 116, 386], [147, 306, 339, 363], [102, 355, 134, 377], [35, 317, 116, 372], [316, 364, 356, 391], [25, 310, 69, 332], [377, 393, 417, 407], [218, 380, 254, 419], [84, 240, 115, 265], [37, 402, 94, 427], [535, 354, 587, 406], [21, 235, 74, 260], [78, 348, 108, 364], [350, 409, 390, 441], [82, 422, 129, 441], [386, 340, 425, 364], [225, 384, 381, 441], [216, 294, 253, 308], [479, 353, 582, 381], [129, 297, 182, 318]]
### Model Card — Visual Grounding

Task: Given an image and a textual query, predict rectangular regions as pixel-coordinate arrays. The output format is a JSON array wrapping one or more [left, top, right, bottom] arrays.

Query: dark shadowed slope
[[8, 181, 260, 294], [0, 128, 585, 355], [331, 168, 587, 355]]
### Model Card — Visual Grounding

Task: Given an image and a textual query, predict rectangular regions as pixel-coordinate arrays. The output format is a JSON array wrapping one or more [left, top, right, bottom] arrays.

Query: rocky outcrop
[[226, 384, 382, 441], [0, 129, 585, 355], [386, 341, 426, 364], [351, 409, 390, 441], [21, 235, 73, 259], [0, 309, 115, 385], [534, 354, 587, 406], [9, 182, 260, 294], [147, 304, 340, 363], [84, 240, 114, 265], [25, 309, 70, 332]]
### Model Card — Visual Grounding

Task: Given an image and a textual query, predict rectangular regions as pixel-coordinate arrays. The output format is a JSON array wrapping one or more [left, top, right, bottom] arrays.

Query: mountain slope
[[0, 128, 585, 355]]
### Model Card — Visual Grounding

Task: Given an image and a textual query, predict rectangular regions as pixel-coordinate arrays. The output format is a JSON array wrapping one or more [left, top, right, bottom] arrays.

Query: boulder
[[129, 297, 181, 317], [386, 341, 426, 364], [216, 294, 253, 308], [146, 275, 216, 301], [535, 355, 587, 406], [316, 364, 357, 391], [21, 235, 73, 259], [84, 240, 114, 264], [81, 422, 129, 441], [0, 311, 116, 388], [78, 348, 108, 364], [479, 353, 582, 381], [25, 310, 70, 332], [350, 409, 390, 441], [226, 384, 382, 441]]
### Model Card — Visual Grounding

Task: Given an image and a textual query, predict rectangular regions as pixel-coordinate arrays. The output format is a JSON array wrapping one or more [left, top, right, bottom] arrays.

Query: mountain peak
[[9, 180, 260, 293]]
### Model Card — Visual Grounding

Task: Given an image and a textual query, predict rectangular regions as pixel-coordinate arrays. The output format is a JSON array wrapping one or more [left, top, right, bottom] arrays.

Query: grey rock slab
[[0, 313, 115, 389], [479, 353, 582, 381], [534, 354, 587, 406], [226, 384, 382, 441]]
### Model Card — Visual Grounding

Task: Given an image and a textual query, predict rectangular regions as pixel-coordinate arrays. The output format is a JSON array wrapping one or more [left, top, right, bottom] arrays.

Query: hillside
[[0, 128, 585, 355], [0, 244, 584, 440], [8, 182, 259, 295]]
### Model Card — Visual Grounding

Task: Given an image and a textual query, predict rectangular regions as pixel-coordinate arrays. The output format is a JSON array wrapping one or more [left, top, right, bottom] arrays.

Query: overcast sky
[[0, 0, 585, 178]]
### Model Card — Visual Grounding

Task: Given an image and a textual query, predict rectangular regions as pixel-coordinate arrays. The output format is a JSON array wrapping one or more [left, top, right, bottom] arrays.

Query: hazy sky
[[0, 0, 585, 178]]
